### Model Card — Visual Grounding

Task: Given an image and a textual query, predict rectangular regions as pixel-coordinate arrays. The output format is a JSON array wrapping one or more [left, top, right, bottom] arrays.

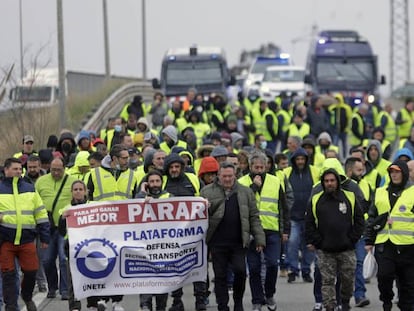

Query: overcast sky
[[1, 0, 413, 95]]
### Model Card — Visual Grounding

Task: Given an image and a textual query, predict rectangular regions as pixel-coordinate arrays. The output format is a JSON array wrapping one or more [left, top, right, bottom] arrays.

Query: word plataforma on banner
[[66, 197, 208, 299]]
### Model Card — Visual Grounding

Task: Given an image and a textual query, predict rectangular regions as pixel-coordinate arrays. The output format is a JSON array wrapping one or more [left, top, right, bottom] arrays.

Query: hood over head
[[230, 132, 244, 148], [366, 139, 383, 163], [388, 159, 409, 187], [320, 168, 341, 191], [196, 144, 214, 158], [393, 148, 414, 161], [317, 131, 332, 144], [74, 151, 90, 167], [137, 117, 149, 129], [163, 153, 185, 175], [291, 147, 309, 169], [143, 148, 156, 173], [320, 158, 347, 183], [162, 125, 178, 143]]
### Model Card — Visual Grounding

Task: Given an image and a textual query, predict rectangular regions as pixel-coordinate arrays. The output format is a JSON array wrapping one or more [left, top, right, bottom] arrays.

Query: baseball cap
[[23, 135, 34, 144], [388, 165, 401, 172]]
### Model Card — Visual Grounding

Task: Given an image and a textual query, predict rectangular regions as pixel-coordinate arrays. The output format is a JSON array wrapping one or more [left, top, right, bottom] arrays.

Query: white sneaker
[[97, 300, 107, 311], [252, 304, 262, 311], [141, 307, 151, 311], [112, 302, 125, 311]]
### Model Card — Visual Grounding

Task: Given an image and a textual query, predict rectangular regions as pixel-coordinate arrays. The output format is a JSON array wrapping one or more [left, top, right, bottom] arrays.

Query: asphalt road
[[19, 272, 387, 311]]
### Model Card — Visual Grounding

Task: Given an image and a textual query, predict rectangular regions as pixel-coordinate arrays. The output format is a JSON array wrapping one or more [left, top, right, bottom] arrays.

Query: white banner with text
[[66, 197, 208, 299]]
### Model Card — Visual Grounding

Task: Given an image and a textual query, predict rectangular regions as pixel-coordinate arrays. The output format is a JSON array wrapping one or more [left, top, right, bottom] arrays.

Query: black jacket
[[305, 169, 364, 252]]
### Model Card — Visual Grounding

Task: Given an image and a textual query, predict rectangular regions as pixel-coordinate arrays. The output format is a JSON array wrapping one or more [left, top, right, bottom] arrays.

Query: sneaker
[[354, 297, 370, 307], [302, 274, 313, 283], [88, 308, 98, 311], [252, 304, 262, 311], [383, 303, 392, 311], [287, 273, 296, 283], [24, 300, 37, 311], [168, 300, 184, 311], [266, 297, 277, 311], [228, 286, 234, 294], [47, 291, 56, 298], [196, 301, 207, 311], [341, 304, 350, 311], [112, 302, 125, 311], [97, 300, 107, 311], [38, 283, 47, 292], [61, 293, 69, 300], [312, 303, 323, 311], [141, 307, 151, 311], [279, 269, 288, 278]]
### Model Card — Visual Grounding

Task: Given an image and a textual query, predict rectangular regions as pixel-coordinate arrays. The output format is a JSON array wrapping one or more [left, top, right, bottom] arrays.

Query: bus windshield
[[13, 86, 53, 102], [165, 61, 223, 85], [316, 60, 375, 84]]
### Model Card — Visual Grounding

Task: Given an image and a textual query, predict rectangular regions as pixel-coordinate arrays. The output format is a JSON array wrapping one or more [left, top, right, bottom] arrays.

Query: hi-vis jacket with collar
[[0, 177, 50, 245]]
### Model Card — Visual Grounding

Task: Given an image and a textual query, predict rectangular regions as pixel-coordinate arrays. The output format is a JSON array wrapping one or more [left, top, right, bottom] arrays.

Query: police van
[[152, 46, 234, 100], [304, 30, 385, 106]]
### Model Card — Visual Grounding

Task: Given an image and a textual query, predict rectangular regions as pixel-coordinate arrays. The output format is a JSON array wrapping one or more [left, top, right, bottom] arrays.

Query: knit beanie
[[198, 157, 219, 177]]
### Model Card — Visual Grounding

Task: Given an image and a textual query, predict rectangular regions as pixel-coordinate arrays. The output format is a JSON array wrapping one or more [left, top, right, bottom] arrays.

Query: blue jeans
[[247, 231, 281, 305], [354, 238, 367, 300], [287, 220, 315, 276], [41, 230, 68, 296]]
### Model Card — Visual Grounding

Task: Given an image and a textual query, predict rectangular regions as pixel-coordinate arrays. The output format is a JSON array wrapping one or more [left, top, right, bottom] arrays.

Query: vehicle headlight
[[368, 94, 375, 103], [245, 79, 252, 87]]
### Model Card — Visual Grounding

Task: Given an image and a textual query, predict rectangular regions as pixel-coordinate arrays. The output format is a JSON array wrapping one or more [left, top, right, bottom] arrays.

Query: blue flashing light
[[168, 56, 176, 61], [318, 38, 327, 44], [279, 53, 290, 59], [210, 54, 218, 59], [354, 98, 362, 105]]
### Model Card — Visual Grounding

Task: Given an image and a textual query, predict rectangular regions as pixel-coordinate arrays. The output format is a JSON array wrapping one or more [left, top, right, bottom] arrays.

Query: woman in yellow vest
[[365, 160, 414, 311]]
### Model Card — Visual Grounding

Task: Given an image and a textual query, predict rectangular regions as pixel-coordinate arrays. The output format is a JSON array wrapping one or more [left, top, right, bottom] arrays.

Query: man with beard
[[160, 125, 188, 155], [136, 170, 171, 311], [238, 151, 289, 311], [24, 155, 46, 184], [306, 168, 364, 311], [86, 144, 138, 311], [162, 153, 206, 311], [23, 155, 48, 293], [365, 160, 414, 311]]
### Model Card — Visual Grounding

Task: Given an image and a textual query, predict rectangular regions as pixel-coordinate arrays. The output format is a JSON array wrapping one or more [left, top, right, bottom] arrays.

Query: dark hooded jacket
[[286, 148, 315, 221], [56, 132, 77, 165], [163, 153, 199, 196], [305, 168, 364, 252]]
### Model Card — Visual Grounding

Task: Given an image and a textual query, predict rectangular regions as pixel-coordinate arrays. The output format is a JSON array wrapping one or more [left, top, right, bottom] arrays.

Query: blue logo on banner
[[74, 238, 118, 279]]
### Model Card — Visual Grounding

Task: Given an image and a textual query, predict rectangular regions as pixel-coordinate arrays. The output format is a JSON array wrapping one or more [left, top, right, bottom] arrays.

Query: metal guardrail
[[77, 81, 153, 139]]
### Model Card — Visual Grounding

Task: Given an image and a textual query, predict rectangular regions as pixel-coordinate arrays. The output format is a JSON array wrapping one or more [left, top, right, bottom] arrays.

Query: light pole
[[19, 0, 24, 80], [142, 0, 147, 79], [57, 0, 66, 129], [102, 0, 111, 79]]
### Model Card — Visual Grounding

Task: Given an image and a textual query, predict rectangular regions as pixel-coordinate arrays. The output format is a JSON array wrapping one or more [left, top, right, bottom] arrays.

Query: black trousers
[[375, 241, 414, 311], [210, 245, 247, 311]]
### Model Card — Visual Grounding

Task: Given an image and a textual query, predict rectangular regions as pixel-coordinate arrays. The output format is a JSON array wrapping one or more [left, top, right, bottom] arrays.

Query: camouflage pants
[[317, 249, 356, 309]]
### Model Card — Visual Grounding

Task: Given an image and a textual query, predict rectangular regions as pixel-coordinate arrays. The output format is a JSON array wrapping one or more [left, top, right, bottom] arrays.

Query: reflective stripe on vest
[[375, 186, 414, 245], [238, 174, 281, 231], [311, 189, 355, 227], [92, 167, 135, 201], [349, 113, 364, 146]]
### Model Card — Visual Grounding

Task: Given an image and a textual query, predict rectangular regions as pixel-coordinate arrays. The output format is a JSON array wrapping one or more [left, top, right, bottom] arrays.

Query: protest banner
[[66, 196, 208, 299]]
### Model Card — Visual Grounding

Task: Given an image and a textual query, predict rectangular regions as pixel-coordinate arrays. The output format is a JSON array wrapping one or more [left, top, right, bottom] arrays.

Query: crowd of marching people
[[1, 87, 414, 311]]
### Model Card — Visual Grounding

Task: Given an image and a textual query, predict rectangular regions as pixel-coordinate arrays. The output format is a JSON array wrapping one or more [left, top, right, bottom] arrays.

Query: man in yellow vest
[[306, 168, 364, 311], [251, 100, 279, 153], [162, 153, 206, 311], [238, 151, 289, 311], [0, 158, 50, 311], [86, 144, 138, 311], [395, 98, 414, 140], [159, 125, 188, 155], [366, 140, 392, 178], [349, 104, 369, 148], [365, 160, 414, 311]]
